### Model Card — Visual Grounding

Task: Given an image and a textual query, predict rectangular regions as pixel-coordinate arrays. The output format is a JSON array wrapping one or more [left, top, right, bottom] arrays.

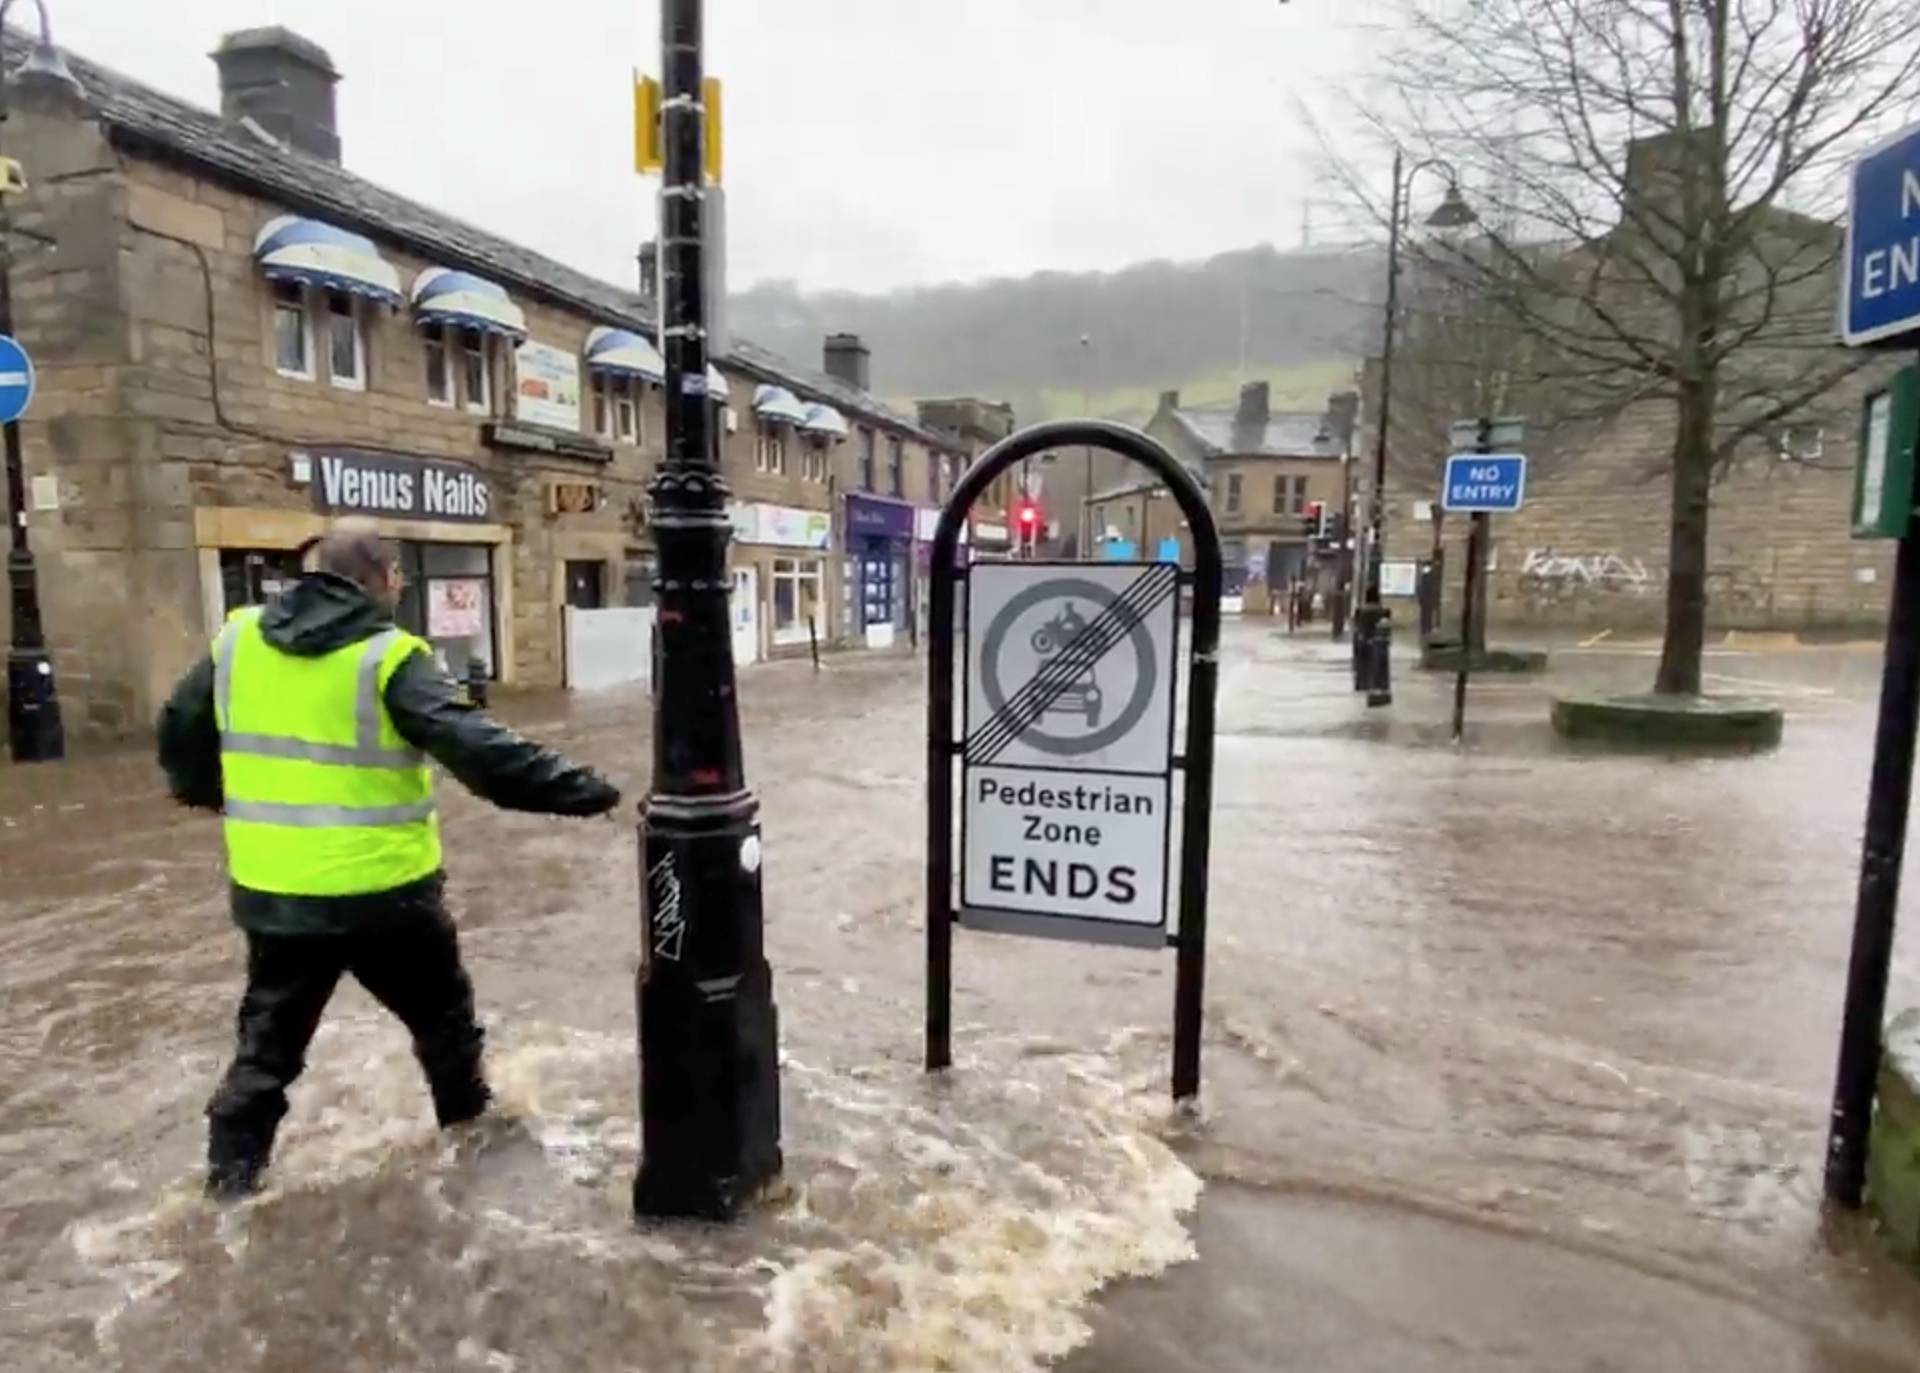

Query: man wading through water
[[157, 519, 621, 1198]]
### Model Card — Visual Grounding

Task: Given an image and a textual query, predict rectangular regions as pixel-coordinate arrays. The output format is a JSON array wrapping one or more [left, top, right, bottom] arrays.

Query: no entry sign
[[959, 562, 1178, 937]]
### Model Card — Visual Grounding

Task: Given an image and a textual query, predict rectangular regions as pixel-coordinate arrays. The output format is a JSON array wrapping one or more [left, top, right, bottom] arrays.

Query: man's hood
[[257, 573, 394, 656]]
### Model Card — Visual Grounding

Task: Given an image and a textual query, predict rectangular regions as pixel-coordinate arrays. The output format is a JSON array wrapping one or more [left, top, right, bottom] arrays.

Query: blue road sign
[[1842, 119, 1920, 347], [1442, 453, 1527, 513], [0, 334, 33, 424]]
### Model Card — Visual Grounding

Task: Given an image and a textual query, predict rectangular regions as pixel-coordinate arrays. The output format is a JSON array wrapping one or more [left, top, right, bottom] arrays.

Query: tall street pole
[[1354, 148, 1403, 708], [633, 0, 781, 1221], [2, 1, 65, 763]]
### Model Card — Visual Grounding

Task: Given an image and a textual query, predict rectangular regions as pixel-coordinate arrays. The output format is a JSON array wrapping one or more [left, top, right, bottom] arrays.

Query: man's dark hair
[[315, 518, 396, 593]]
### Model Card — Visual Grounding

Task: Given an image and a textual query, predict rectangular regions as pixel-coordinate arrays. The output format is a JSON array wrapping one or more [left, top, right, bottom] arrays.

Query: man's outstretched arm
[[384, 652, 620, 816]]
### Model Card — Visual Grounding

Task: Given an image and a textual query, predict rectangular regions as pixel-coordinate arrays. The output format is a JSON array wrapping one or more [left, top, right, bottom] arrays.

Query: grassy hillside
[[733, 242, 1382, 426]]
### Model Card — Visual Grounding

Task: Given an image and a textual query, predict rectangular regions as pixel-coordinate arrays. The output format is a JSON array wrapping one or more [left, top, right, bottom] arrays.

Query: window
[[624, 551, 656, 607], [424, 325, 453, 406], [888, 437, 905, 496], [1274, 475, 1307, 515], [928, 452, 943, 503], [593, 373, 642, 443], [271, 280, 312, 379], [772, 556, 824, 645], [1225, 473, 1243, 513], [325, 291, 364, 390], [461, 328, 491, 414], [949, 454, 965, 489], [803, 441, 829, 483], [858, 428, 876, 491], [755, 423, 788, 475]]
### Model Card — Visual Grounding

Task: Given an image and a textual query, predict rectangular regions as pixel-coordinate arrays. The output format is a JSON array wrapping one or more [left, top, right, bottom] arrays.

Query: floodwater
[[3, 622, 1918, 1370]]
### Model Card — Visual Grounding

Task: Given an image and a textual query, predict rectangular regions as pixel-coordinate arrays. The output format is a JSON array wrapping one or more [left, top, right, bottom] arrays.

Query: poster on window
[[428, 578, 487, 639], [513, 339, 581, 432]]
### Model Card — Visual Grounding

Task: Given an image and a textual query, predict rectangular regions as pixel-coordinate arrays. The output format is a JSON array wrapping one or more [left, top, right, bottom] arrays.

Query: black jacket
[[157, 573, 621, 934]]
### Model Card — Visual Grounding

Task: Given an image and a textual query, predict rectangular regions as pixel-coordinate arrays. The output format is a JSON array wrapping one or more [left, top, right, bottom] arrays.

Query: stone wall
[[1372, 365, 1902, 640]]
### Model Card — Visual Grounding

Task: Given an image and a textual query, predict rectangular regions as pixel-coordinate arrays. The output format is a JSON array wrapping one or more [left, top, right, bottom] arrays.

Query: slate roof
[[1169, 407, 1339, 459], [19, 35, 960, 451]]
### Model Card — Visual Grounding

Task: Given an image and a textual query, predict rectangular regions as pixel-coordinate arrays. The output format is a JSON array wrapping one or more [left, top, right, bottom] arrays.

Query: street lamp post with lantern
[[1, 0, 78, 764], [1352, 151, 1476, 706]]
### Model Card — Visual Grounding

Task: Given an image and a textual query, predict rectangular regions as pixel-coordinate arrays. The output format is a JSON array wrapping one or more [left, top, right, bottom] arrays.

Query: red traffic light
[[1017, 502, 1040, 527]]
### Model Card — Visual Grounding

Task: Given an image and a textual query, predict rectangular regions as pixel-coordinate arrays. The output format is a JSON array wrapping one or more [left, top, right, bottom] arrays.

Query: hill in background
[[729, 242, 1384, 426]]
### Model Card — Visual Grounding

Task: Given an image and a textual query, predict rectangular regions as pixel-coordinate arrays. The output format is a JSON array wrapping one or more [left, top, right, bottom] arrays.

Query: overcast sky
[[54, 0, 1386, 296]]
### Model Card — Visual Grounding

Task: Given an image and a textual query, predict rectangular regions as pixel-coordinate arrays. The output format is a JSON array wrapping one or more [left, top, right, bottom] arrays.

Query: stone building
[[1358, 137, 1900, 640], [1093, 383, 1358, 611], [0, 27, 1007, 740]]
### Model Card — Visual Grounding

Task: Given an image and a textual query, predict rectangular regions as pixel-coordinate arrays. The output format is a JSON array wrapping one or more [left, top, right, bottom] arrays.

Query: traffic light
[[1015, 500, 1042, 556], [1304, 501, 1326, 540]]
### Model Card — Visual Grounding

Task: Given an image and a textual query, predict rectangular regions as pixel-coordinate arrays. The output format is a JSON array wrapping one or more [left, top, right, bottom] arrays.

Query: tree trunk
[[1655, 378, 1715, 695]]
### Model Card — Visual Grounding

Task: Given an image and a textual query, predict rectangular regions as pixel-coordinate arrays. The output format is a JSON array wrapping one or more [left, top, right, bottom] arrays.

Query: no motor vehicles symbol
[[965, 562, 1178, 775]]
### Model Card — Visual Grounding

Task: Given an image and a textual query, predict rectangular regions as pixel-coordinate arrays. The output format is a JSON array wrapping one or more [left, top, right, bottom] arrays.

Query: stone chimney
[[1235, 380, 1271, 427], [1325, 390, 1360, 448], [1622, 130, 1709, 231], [823, 333, 870, 392], [213, 27, 341, 162], [1157, 389, 1181, 413]]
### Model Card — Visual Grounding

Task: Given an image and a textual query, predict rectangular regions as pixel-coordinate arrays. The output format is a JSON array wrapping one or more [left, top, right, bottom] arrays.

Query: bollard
[[465, 657, 488, 709]]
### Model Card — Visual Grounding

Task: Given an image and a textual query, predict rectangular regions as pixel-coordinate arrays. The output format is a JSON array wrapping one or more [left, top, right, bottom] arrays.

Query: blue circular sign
[[0, 334, 34, 424]]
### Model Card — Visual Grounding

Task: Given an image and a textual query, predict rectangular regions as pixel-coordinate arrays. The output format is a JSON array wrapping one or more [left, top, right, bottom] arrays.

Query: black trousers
[[206, 891, 489, 1176]]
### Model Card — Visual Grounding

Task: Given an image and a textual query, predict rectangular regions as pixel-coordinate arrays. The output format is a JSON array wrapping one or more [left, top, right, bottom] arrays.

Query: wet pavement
[[2, 622, 1918, 1370]]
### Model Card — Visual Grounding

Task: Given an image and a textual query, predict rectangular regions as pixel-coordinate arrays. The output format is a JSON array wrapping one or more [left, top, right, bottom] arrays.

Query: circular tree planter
[[1550, 692, 1784, 747], [1420, 639, 1549, 674]]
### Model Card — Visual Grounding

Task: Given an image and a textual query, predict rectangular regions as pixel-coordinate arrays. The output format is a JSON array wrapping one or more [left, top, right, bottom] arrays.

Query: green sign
[[1854, 366, 1920, 539]]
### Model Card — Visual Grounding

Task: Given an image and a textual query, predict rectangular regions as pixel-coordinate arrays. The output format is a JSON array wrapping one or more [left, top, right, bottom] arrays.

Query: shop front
[[845, 493, 915, 649], [194, 446, 515, 681], [732, 501, 834, 659]]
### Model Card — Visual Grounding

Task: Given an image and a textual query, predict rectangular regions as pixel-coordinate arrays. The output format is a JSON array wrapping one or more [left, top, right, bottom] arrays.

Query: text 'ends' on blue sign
[[1842, 120, 1920, 348], [0, 333, 35, 425], [1442, 453, 1527, 513]]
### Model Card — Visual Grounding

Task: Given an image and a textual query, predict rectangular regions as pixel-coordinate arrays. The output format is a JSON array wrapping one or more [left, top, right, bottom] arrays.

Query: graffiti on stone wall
[[1519, 548, 1652, 592]]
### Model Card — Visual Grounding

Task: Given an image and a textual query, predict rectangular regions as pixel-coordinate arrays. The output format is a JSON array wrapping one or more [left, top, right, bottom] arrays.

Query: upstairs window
[[888, 437, 905, 497], [461, 328, 491, 414], [1225, 473, 1243, 514], [858, 428, 876, 491], [325, 290, 365, 391], [423, 324, 453, 406], [272, 280, 312, 379]]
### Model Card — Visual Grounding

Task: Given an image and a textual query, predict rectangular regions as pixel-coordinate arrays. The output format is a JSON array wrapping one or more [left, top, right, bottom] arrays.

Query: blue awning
[[585, 326, 664, 381], [753, 384, 810, 425], [410, 267, 527, 339], [252, 215, 402, 304], [799, 402, 849, 438]]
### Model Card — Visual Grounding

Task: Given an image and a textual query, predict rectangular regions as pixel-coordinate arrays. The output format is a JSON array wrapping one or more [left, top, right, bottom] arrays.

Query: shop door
[[731, 566, 760, 666], [565, 560, 606, 610]]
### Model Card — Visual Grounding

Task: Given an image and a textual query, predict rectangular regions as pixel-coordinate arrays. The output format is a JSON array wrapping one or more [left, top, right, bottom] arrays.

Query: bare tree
[[1361, 0, 1920, 694]]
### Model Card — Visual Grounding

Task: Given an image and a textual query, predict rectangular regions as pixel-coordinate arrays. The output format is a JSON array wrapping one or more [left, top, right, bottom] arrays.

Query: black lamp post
[[2, 0, 76, 764], [1353, 152, 1475, 706], [632, 0, 781, 1221]]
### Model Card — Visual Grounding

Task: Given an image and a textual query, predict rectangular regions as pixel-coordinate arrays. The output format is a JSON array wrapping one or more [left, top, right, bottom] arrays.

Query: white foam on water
[[745, 1048, 1201, 1372], [69, 1019, 1200, 1371]]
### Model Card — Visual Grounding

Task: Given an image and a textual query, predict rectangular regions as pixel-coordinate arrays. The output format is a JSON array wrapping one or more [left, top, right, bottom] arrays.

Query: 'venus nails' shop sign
[[306, 449, 494, 523]]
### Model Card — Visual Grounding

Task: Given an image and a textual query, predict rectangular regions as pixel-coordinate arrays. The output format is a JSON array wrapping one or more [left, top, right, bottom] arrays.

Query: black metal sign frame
[[925, 420, 1222, 1101]]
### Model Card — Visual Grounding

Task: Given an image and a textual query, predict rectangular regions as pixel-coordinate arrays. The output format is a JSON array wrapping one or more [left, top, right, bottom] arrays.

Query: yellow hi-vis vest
[[212, 608, 442, 896]]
